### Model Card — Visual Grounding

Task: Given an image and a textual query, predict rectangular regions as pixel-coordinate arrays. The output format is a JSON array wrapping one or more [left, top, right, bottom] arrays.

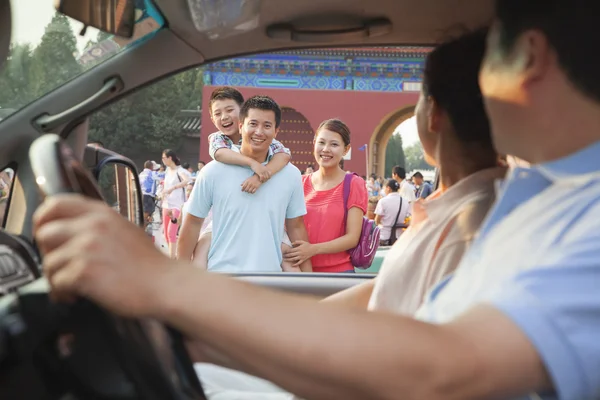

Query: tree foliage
[[404, 142, 432, 172], [384, 133, 406, 177], [0, 11, 204, 164], [0, 13, 83, 111], [87, 68, 204, 162], [30, 13, 82, 96]]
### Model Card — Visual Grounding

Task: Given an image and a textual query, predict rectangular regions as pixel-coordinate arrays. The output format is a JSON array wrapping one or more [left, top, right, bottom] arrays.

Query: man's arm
[[285, 216, 312, 272], [162, 270, 550, 400], [321, 279, 376, 309], [35, 196, 554, 400], [176, 167, 212, 260], [176, 214, 204, 261]]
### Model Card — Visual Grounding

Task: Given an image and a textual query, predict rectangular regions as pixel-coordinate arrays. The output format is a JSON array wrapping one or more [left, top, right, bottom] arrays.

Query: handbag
[[343, 173, 381, 269], [385, 196, 404, 246]]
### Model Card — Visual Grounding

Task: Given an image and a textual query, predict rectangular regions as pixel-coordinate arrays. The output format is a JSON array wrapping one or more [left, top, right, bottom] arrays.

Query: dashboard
[[0, 227, 205, 400], [0, 235, 39, 296]]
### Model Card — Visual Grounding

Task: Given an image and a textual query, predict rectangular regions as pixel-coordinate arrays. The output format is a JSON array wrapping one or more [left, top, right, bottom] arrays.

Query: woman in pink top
[[283, 119, 368, 273]]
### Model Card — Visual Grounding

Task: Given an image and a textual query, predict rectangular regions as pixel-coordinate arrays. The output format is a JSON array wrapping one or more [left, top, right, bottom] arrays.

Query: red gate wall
[[200, 86, 419, 176]]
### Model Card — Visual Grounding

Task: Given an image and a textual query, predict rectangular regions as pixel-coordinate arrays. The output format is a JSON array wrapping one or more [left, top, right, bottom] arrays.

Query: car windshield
[[0, 0, 164, 122]]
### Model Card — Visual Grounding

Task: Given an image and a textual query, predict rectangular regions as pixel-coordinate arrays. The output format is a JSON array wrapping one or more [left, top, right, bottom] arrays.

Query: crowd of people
[[32, 1, 600, 398]]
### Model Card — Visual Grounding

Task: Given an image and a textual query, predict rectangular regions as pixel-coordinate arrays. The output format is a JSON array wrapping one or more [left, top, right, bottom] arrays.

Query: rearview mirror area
[[0, 167, 15, 228], [95, 157, 144, 227], [54, 0, 136, 38]]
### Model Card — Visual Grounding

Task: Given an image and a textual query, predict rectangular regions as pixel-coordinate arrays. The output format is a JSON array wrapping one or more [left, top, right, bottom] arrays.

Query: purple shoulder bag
[[343, 173, 381, 269]]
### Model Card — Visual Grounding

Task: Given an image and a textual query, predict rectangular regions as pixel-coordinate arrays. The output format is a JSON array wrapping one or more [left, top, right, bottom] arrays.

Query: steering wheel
[[18, 134, 207, 399]]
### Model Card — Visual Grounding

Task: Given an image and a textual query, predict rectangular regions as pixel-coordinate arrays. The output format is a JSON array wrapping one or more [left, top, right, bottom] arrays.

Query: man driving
[[33, 1, 600, 399]]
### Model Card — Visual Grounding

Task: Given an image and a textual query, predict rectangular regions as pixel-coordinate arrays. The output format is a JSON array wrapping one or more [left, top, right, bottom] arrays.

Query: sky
[[11, 0, 99, 52], [395, 116, 420, 147]]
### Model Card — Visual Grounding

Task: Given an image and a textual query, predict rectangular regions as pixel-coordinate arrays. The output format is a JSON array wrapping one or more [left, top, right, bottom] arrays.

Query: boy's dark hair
[[239, 95, 282, 128], [412, 172, 424, 179], [144, 160, 153, 169], [392, 166, 406, 179], [423, 28, 492, 150], [209, 87, 245, 111], [495, 0, 600, 103], [182, 162, 190, 169]]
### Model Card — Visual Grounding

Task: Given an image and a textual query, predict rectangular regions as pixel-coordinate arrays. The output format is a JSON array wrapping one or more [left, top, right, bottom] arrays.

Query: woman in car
[[325, 27, 507, 315], [283, 119, 368, 273], [160, 149, 191, 259]]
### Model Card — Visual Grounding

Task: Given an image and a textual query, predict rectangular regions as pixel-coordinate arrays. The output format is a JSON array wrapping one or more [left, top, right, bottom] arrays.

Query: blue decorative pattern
[[212, 72, 347, 90], [204, 47, 429, 92]]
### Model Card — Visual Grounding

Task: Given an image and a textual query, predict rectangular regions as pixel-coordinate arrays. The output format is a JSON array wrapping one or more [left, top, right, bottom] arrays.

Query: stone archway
[[369, 105, 415, 178]]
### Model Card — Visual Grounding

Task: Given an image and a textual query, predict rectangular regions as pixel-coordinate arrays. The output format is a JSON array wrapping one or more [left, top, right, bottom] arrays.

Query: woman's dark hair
[[386, 179, 400, 192], [316, 119, 351, 147], [162, 149, 181, 166], [422, 28, 493, 149]]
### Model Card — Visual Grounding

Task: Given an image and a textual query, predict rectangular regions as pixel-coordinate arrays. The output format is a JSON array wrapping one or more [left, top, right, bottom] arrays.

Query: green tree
[[0, 43, 36, 109], [88, 67, 204, 163], [30, 12, 82, 97], [404, 142, 432, 172], [384, 133, 406, 177]]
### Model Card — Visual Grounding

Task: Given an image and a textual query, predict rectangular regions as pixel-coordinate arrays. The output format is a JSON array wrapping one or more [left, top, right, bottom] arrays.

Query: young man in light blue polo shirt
[[176, 95, 312, 273], [32, 0, 600, 399]]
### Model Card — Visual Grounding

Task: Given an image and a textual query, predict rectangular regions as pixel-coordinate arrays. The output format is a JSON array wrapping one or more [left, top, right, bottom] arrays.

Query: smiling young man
[[177, 95, 312, 273], [34, 1, 600, 399], [208, 87, 292, 194]]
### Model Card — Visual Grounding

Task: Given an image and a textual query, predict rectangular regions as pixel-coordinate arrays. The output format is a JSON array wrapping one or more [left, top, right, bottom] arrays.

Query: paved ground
[[149, 207, 170, 255]]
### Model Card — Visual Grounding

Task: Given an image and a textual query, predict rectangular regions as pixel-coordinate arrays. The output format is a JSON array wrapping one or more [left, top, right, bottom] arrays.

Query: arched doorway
[[369, 105, 415, 178], [277, 107, 315, 171]]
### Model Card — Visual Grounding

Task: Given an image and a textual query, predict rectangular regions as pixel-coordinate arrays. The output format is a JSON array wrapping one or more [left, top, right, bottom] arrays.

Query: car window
[[87, 46, 433, 275], [0, 0, 164, 122], [0, 167, 15, 227]]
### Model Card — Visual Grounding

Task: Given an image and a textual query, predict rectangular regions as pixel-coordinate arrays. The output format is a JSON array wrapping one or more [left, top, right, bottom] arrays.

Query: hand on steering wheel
[[29, 134, 206, 400]]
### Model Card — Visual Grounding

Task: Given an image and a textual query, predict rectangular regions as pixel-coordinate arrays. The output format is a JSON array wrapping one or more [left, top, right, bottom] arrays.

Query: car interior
[[0, 0, 494, 398]]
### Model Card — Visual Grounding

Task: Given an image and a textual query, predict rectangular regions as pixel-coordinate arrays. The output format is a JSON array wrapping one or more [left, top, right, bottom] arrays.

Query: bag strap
[[342, 173, 355, 223], [176, 171, 187, 197], [391, 196, 403, 228]]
